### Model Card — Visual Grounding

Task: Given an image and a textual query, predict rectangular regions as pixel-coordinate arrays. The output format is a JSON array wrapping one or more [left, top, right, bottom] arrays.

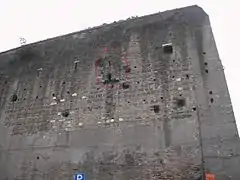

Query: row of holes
[[60, 103, 196, 118], [205, 61, 214, 103]]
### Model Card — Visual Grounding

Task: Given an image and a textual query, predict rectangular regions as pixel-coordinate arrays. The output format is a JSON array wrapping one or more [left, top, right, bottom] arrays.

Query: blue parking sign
[[74, 173, 85, 180]]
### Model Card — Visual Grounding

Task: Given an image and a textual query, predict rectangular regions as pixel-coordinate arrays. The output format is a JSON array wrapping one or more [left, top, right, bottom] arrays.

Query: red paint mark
[[206, 173, 215, 180], [103, 47, 108, 53], [95, 58, 102, 85], [121, 52, 130, 79]]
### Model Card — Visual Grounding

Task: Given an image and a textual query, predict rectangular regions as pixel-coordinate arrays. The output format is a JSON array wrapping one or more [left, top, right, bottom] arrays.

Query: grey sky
[[0, 0, 239, 131]]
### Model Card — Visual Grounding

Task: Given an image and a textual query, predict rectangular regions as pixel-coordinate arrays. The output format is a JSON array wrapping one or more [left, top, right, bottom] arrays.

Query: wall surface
[[0, 5, 239, 180]]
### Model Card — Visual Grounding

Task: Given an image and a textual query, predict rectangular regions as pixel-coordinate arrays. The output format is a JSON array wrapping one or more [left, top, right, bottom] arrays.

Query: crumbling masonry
[[0, 5, 240, 180]]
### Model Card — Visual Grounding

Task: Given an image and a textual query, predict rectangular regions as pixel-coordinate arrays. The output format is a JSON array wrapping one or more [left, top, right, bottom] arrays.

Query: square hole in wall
[[153, 105, 160, 113], [162, 43, 173, 54], [175, 98, 186, 108]]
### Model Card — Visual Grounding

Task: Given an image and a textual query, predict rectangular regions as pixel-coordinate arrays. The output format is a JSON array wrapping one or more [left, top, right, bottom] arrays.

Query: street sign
[[74, 173, 85, 180]]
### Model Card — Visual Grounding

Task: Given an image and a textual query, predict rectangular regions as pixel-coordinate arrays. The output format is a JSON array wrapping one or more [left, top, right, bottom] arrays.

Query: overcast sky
[[0, 0, 239, 131]]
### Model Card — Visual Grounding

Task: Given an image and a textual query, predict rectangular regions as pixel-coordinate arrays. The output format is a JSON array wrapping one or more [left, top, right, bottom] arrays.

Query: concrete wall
[[0, 5, 239, 180]]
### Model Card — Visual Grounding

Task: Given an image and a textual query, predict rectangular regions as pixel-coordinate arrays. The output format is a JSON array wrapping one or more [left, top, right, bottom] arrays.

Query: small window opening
[[172, 76, 175, 79], [67, 91, 70, 94], [74, 63, 78, 70], [210, 98, 214, 103], [186, 74, 189, 79], [122, 83, 130, 89], [192, 107, 197, 111], [10, 94, 18, 102], [40, 85, 42, 88], [153, 105, 160, 113], [37, 156, 39, 159], [24, 88, 26, 91], [204, 62, 208, 66], [52, 93, 55, 97], [203, 52, 206, 55], [62, 111, 69, 117], [107, 73, 112, 81], [176, 98, 186, 108], [74, 61, 79, 70], [209, 91, 213, 95], [162, 43, 173, 54], [160, 97, 163, 100], [173, 60, 175, 62], [62, 82, 65, 85], [134, 66, 137, 68]]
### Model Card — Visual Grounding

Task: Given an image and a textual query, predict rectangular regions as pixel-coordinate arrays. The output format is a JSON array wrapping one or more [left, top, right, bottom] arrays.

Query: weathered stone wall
[[0, 5, 239, 180]]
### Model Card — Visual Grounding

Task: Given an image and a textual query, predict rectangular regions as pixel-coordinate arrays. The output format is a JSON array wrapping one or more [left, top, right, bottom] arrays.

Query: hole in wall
[[62, 82, 65, 85], [134, 66, 137, 68], [143, 99, 146, 102], [162, 43, 173, 54], [192, 107, 197, 111], [209, 91, 213, 94], [62, 111, 70, 117], [24, 88, 26, 91], [203, 52, 206, 55], [10, 94, 18, 102], [37, 156, 39, 160], [107, 73, 112, 80], [74, 62, 78, 70], [40, 85, 42, 88], [210, 98, 214, 103], [186, 74, 189, 79], [153, 79, 156, 81], [160, 97, 163, 100], [204, 62, 208, 66], [137, 81, 140, 84], [52, 93, 55, 97], [36, 96, 38, 99], [67, 91, 70, 94], [122, 83, 130, 89], [172, 76, 175, 79], [23, 98, 26, 100], [173, 59, 175, 62], [4, 80, 7, 84], [175, 98, 186, 108], [205, 69, 208, 73], [153, 105, 160, 113]]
